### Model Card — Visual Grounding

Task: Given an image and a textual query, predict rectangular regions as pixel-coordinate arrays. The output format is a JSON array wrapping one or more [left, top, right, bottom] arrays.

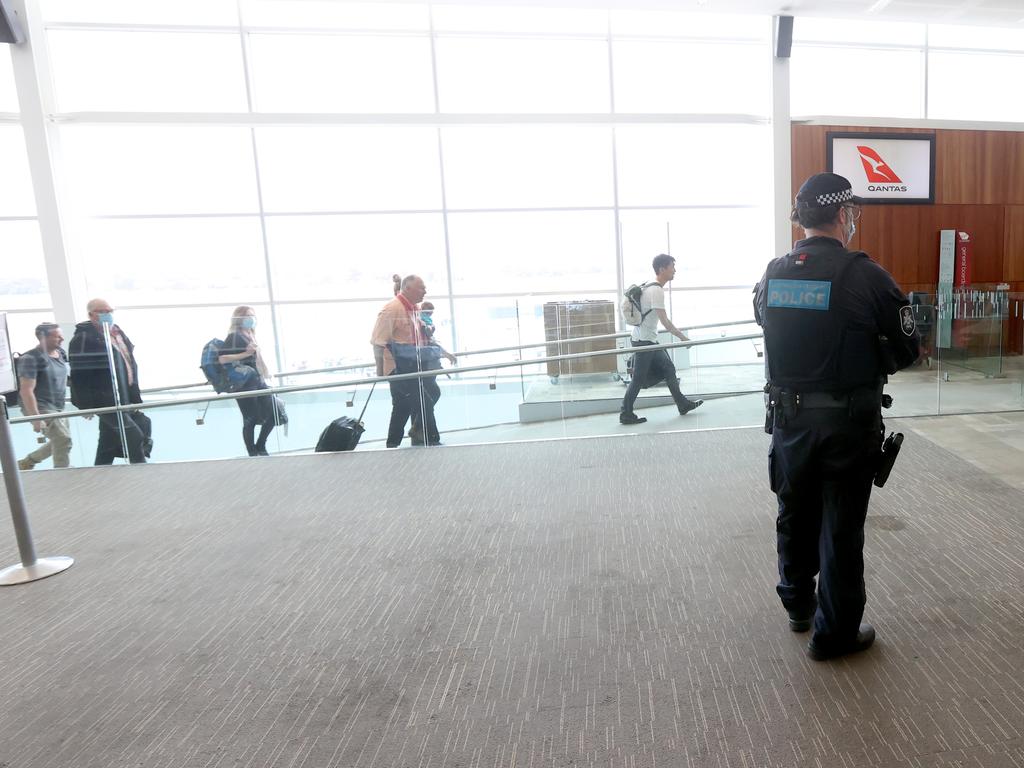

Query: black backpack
[[4, 352, 24, 409]]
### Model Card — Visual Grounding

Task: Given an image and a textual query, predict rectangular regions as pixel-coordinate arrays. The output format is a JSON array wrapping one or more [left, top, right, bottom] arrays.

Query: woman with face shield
[[218, 306, 282, 456]]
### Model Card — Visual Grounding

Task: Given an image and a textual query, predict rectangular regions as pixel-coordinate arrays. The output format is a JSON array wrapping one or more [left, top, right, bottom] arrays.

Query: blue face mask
[[97, 312, 114, 326], [240, 317, 256, 330]]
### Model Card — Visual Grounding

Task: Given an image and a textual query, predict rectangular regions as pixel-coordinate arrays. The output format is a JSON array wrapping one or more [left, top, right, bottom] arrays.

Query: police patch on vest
[[766, 279, 831, 311], [900, 305, 916, 336]]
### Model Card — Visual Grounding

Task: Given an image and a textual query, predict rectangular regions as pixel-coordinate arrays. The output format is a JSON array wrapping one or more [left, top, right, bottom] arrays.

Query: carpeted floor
[[1, 428, 1024, 768]]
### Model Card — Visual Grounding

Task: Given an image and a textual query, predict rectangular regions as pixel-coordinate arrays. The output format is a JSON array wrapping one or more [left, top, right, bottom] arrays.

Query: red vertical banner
[[952, 230, 972, 348], [954, 231, 972, 287]]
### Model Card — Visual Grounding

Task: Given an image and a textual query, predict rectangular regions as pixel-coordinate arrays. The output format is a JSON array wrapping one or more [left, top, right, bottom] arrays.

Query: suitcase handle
[[357, 381, 377, 423]]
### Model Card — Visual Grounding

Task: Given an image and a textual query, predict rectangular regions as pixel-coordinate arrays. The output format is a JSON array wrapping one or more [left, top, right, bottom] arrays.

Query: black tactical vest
[[761, 240, 882, 393]]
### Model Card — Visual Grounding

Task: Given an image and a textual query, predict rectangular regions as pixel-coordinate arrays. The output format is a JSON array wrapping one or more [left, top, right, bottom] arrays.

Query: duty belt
[[766, 385, 883, 407], [798, 391, 851, 409]]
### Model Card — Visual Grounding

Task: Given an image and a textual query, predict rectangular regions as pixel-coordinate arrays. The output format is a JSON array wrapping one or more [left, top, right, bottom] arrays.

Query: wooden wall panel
[[791, 124, 1024, 302], [1003, 206, 1024, 282], [1007, 136, 1024, 204], [931, 205, 1004, 283], [935, 130, 1008, 204]]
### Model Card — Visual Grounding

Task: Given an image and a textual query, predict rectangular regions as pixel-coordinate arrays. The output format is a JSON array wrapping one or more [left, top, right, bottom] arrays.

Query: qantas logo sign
[[857, 145, 908, 192]]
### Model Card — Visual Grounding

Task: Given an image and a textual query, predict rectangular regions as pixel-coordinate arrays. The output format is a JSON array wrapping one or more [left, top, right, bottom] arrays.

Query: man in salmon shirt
[[371, 274, 440, 448]]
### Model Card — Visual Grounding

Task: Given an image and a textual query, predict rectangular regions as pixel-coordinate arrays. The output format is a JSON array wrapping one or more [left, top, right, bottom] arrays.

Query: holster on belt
[[764, 385, 800, 433]]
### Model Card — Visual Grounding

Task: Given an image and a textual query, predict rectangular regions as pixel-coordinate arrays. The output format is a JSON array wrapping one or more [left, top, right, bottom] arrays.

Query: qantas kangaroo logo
[[857, 145, 902, 183]]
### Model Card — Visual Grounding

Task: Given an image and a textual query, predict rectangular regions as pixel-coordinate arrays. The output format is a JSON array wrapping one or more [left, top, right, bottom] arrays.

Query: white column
[[8, 0, 84, 330], [770, 17, 793, 259]]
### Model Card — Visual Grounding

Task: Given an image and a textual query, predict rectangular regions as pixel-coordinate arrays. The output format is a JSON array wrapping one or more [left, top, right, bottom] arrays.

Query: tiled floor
[[901, 410, 1024, 491], [4, 427, 1024, 767]]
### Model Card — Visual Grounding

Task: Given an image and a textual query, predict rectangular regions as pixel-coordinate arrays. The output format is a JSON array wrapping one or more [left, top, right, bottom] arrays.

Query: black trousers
[[769, 406, 882, 646], [620, 340, 690, 414], [386, 375, 437, 448], [95, 411, 149, 465], [410, 375, 441, 443]]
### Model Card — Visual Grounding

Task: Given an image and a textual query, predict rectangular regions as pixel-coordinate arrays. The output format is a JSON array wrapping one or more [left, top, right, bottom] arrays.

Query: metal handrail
[[10, 332, 763, 425], [139, 318, 760, 394]]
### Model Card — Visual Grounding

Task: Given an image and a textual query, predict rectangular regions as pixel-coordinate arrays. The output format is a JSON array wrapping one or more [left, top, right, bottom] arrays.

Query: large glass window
[[442, 126, 614, 210], [275, 301, 387, 372], [0, 50, 17, 113], [42, 0, 237, 25], [77, 218, 269, 306], [255, 127, 442, 213], [0, 221, 49, 311], [435, 37, 610, 113], [929, 52, 1024, 122], [247, 34, 435, 113], [241, 1, 430, 31], [32, 3, 778, 392], [613, 41, 769, 114], [0, 126, 46, 314], [60, 126, 258, 216], [264, 214, 448, 301], [446, 211, 617, 295], [615, 124, 771, 207], [432, 5, 608, 35], [618, 208, 773, 288], [791, 46, 924, 118], [793, 17, 926, 46], [113, 305, 267, 389], [609, 10, 768, 40], [0, 126, 35, 217], [48, 31, 248, 112]]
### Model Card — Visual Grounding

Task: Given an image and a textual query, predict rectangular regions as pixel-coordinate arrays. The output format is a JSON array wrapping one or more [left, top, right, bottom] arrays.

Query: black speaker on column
[[0, 0, 25, 45], [774, 15, 794, 58]]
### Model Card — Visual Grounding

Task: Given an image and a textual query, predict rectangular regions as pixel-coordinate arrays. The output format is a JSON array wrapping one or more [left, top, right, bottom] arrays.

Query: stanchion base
[[0, 556, 74, 586]]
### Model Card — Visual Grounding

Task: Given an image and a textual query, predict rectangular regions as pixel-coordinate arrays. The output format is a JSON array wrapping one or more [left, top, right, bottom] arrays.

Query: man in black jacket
[[68, 298, 151, 465]]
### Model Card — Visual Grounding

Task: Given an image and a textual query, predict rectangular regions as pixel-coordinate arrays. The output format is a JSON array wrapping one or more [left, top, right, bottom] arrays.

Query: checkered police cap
[[795, 172, 863, 209]]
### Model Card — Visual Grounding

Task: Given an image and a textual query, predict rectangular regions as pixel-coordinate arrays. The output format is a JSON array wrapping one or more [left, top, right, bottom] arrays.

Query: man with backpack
[[619, 253, 703, 425], [16, 323, 72, 470]]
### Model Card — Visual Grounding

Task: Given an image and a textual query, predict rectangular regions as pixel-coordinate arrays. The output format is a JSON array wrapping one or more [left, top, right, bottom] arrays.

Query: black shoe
[[619, 412, 647, 425], [807, 623, 876, 661], [678, 399, 703, 416], [787, 599, 816, 633]]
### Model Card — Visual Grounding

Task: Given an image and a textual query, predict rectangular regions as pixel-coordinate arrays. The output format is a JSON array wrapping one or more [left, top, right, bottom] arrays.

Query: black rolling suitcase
[[315, 382, 376, 453]]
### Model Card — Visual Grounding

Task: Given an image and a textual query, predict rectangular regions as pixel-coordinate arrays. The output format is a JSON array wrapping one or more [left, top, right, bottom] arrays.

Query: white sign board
[[828, 133, 935, 204], [0, 313, 15, 395]]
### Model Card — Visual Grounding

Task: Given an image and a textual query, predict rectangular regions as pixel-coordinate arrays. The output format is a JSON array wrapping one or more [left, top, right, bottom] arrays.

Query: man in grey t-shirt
[[17, 323, 72, 470], [620, 254, 703, 425]]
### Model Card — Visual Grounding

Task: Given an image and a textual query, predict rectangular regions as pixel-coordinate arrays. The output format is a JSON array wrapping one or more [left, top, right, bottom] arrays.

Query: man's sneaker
[[619, 412, 647, 425], [807, 623, 876, 661], [678, 399, 703, 416], [17, 457, 35, 471]]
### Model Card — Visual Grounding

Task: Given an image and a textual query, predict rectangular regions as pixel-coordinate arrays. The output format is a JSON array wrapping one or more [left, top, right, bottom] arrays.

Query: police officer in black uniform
[[754, 172, 920, 661]]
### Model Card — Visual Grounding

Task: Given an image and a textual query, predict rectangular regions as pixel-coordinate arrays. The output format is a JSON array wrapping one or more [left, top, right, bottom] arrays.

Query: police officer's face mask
[[842, 206, 858, 245]]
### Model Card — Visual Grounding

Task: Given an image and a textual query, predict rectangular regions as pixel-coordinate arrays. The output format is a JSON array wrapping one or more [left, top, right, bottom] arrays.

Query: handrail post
[[0, 400, 74, 586]]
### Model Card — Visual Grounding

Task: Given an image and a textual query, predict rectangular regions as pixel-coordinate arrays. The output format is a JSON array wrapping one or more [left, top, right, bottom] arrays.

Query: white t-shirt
[[631, 282, 665, 342]]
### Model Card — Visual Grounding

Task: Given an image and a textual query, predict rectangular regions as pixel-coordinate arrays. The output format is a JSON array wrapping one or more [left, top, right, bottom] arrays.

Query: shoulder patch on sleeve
[[900, 305, 916, 336]]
